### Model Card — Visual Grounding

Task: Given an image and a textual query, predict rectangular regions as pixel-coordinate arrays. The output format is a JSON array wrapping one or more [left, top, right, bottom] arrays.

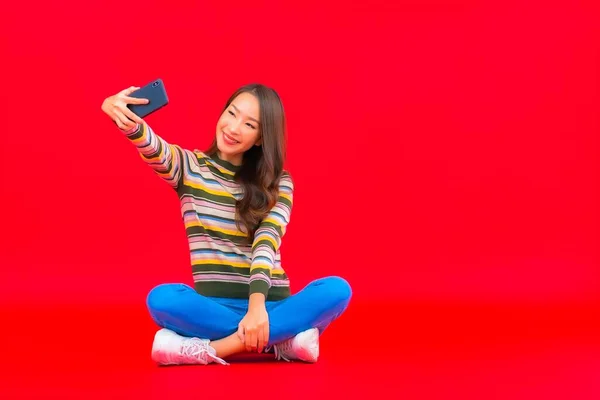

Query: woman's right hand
[[101, 86, 149, 130]]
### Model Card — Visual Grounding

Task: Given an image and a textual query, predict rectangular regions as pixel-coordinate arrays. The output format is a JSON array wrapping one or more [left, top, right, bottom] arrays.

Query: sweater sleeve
[[248, 172, 294, 297], [121, 122, 186, 190]]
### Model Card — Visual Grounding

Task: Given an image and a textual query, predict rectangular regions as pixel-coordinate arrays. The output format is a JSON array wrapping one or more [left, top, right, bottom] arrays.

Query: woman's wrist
[[248, 293, 266, 311]]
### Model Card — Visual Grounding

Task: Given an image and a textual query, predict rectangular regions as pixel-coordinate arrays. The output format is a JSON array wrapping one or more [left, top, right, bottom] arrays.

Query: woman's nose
[[228, 119, 241, 133]]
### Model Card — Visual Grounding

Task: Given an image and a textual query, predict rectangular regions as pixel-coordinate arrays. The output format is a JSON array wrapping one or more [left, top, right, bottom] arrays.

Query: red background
[[0, 0, 598, 398]]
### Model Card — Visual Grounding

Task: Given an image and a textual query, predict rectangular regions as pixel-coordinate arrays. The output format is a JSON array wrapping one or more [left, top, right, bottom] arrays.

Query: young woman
[[100, 83, 352, 365]]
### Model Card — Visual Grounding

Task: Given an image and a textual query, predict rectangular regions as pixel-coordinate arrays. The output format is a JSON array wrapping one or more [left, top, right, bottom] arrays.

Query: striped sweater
[[122, 122, 293, 301]]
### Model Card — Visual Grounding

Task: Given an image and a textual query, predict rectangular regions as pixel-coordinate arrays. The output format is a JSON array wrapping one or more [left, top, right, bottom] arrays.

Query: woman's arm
[[238, 173, 294, 353], [121, 122, 185, 190], [101, 86, 185, 190], [248, 172, 295, 299]]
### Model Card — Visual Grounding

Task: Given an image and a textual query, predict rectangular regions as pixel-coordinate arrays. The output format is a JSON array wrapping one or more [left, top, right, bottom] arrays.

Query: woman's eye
[[228, 111, 235, 116], [246, 123, 256, 129]]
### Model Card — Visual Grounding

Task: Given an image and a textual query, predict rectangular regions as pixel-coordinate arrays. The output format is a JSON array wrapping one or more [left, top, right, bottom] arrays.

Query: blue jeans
[[146, 276, 352, 345]]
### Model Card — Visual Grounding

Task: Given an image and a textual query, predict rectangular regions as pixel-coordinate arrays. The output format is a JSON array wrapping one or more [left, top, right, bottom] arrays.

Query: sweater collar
[[210, 151, 241, 174]]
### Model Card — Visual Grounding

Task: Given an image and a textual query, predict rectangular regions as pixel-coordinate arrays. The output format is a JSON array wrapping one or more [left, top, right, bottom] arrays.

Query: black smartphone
[[127, 78, 169, 118]]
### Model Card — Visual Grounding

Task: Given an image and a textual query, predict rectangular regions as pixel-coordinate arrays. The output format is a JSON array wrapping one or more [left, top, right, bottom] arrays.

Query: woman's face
[[215, 92, 262, 166]]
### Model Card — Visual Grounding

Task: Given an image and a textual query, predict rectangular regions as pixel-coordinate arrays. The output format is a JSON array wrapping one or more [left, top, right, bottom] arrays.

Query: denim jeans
[[146, 276, 352, 345]]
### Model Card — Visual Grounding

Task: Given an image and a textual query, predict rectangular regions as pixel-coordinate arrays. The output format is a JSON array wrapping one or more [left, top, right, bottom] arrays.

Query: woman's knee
[[314, 276, 352, 307], [146, 283, 192, 313]]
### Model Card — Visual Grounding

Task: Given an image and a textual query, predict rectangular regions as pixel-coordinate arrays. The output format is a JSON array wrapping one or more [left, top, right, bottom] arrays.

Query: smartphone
[[127, 78, 169, 118]]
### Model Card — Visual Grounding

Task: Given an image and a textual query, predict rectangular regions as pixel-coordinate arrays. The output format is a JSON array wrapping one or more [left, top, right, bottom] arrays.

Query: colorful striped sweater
[[122, 122, 293, 301]]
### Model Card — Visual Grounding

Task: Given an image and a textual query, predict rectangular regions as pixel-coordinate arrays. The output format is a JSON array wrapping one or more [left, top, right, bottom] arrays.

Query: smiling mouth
[[223, 131, 240, 144]]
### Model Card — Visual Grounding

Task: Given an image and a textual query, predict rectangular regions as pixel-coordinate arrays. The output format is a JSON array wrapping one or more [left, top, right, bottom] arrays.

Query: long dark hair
[[206, 83, 287, 241]]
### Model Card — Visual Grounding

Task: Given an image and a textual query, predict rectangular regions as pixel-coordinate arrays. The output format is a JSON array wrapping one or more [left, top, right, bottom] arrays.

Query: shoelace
[[181, 338, 229, 365], [274, 339, 294, 362]]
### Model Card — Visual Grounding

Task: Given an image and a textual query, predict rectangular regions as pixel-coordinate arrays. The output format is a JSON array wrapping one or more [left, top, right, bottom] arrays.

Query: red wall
[[0, 0, 597, 305]]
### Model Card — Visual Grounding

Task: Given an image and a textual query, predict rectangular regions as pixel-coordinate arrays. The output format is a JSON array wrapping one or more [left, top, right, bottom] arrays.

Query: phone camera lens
[[152, 81, 159, 87]]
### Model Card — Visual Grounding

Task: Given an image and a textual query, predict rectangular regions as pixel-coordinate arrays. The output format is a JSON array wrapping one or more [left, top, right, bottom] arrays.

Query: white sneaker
[[272, 328, 320, 363], [151, 328, 228, 366]]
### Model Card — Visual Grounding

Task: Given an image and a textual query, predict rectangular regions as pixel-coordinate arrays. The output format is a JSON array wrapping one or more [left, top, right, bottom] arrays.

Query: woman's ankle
[[210, 332, 247, 358]]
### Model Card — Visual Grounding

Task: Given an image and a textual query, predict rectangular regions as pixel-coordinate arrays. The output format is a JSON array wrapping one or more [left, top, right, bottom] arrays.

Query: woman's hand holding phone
[[101, 86, 149, 130]]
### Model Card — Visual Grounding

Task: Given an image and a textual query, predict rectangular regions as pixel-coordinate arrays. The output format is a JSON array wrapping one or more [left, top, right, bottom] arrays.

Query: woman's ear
[[254, 136, 262, 146]]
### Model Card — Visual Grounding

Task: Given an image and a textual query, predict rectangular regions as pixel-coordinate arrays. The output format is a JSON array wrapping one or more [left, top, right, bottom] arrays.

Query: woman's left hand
[[237, 306, 270, 353]]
